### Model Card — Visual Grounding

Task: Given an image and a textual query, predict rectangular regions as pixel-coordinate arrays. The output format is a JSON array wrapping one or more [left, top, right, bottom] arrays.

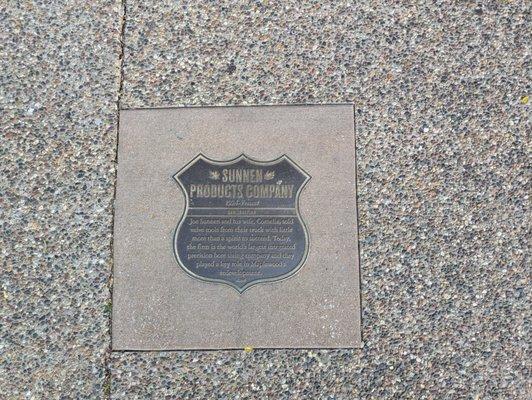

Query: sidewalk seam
[[104, 0, 127, 398]]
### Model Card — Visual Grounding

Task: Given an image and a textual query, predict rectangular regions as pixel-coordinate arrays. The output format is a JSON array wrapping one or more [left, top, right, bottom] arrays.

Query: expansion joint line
[[105, 0, 127, 398]]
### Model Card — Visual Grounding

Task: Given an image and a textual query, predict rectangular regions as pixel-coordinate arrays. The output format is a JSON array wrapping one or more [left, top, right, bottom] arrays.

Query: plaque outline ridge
[[172, 153, 311, 293]]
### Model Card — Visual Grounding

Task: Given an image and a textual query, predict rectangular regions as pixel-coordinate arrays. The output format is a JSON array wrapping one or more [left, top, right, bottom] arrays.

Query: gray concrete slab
[[112, 105, 361, 350], [1, 1, 121, 397], [111, 1, 530, 399]]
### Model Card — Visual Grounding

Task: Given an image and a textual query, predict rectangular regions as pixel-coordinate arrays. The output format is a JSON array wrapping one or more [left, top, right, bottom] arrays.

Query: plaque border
[[172, 153, 311, 293]]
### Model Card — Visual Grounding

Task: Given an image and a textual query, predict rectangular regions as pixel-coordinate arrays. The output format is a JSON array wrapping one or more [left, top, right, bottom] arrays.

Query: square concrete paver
[[112, 104, 361, 349]]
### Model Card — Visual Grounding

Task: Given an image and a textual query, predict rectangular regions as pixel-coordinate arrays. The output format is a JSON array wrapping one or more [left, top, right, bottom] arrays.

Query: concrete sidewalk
[[2, 1, 529, 398]]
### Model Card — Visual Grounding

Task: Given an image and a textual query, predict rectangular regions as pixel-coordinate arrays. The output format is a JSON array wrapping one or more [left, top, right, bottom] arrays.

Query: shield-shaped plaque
[[173, 154, 310, 292]]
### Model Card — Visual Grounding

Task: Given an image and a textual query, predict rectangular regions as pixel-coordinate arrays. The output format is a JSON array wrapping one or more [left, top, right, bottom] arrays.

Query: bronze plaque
[[173, 154, 310, 292]]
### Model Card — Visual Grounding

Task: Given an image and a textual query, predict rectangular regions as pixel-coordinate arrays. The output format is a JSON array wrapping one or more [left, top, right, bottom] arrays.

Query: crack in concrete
[[104, 0, 127, 398]]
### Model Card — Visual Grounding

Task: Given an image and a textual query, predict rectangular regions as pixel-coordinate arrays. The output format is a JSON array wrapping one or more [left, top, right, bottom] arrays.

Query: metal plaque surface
[[174, 154, 310, 292]]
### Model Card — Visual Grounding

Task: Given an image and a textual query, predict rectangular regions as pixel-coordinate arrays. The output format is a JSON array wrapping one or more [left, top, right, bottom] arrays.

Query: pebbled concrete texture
[[112, 1, 530, 399], [1, 0, 529, 398], [1, 0, 121, 398]]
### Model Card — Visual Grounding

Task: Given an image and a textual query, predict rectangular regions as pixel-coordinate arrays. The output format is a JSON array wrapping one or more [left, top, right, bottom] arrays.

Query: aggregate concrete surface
[[1, 0, 122, 398], [2, 0, 530, 399]]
